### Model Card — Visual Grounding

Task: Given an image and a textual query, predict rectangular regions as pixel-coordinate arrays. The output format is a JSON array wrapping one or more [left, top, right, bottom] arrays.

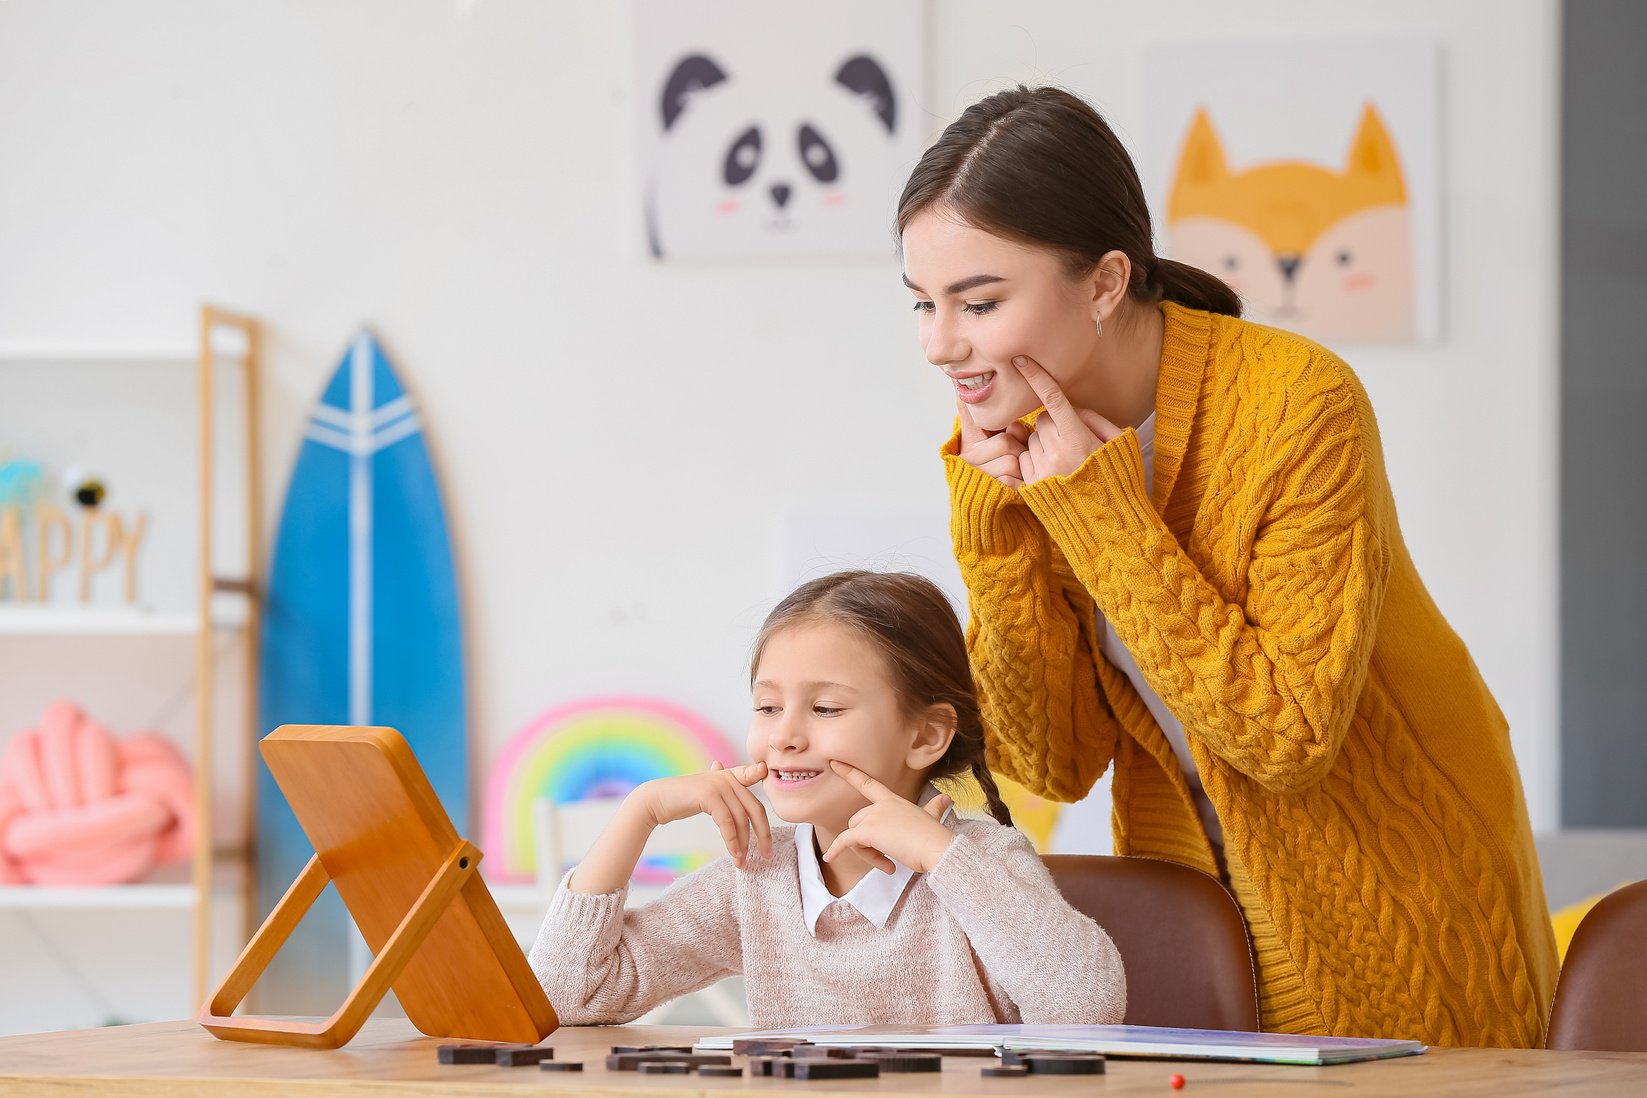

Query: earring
[[1094, 313, 1104, 337]]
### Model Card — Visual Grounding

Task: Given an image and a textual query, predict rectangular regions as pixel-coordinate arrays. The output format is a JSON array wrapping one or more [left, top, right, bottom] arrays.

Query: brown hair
[[750, 570, 1013, 827], [896, 85, 1241, 318]]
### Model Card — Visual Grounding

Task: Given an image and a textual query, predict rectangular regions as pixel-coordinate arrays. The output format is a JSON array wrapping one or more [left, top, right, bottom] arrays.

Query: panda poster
[[635, 0, 926, 260], [1138, 37, 1441, 344]]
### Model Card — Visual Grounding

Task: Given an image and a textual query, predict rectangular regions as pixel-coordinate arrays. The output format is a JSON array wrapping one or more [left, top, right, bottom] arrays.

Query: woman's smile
[[950, 370, 997, 403]]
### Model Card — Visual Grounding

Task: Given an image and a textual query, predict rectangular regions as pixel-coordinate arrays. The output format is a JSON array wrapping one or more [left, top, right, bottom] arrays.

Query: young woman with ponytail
[[531, 569, 1124, 1027], [899, 85, 1556, 1049]]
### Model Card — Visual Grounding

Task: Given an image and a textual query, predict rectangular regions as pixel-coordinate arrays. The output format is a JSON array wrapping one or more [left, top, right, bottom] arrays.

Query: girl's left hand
[[820, 761, 955, 874], [1011, 355, 1121, 484]]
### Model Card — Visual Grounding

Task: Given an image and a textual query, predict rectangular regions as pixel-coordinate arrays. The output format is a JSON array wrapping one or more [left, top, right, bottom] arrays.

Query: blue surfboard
[[256, 331, 467, 1010]]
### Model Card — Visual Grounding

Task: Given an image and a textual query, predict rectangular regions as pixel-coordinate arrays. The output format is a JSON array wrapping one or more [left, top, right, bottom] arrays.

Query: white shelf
[[0, 883, 195, 911], [0, 345, 197, 362], [0, 856, 245, 912], [0, 338, 249, 361], [0, 603, 248, 636]]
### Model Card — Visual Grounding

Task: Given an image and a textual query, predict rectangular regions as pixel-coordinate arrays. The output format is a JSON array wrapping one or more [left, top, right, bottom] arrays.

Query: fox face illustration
[[1166, 104, 1413, 341]]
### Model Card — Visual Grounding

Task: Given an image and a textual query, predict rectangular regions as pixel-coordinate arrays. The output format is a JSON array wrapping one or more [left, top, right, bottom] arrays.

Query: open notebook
[[697, 1024, 1426, 1066]]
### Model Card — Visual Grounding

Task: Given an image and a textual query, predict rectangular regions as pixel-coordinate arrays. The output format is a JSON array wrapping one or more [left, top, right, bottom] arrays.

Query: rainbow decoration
[[483, 695, 740, 884]]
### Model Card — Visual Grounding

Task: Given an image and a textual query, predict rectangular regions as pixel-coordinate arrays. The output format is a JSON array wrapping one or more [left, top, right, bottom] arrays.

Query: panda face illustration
[[646, 53, 901, 258]]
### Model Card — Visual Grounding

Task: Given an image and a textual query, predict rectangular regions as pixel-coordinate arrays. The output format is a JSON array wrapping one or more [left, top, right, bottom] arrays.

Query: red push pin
[[1169, 1073, 1186, 1089]]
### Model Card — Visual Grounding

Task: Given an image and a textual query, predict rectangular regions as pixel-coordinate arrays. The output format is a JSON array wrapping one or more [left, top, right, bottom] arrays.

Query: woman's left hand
[[820, 761, 954, 874], [1012, 355, 1121, 484]]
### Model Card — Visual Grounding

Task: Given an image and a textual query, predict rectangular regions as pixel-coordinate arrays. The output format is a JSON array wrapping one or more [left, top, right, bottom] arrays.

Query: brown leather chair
[[1043, 854, 1258, 1031], [1545, 878, 1647, 1051]]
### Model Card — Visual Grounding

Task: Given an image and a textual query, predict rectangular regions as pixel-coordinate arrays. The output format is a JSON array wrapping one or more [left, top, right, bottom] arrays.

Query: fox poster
[[1140, 38, 1440, 344]]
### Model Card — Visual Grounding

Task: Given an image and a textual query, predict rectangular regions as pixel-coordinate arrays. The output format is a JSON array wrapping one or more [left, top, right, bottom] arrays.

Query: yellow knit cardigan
[[945, 302, 1557, 1048]]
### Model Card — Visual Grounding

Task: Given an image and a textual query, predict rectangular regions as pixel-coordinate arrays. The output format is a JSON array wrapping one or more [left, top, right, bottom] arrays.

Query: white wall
[[0, 0, 1560, 1022]]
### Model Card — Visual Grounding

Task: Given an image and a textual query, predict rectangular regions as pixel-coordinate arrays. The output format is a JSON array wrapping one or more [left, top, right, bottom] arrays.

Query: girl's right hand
[[635, 761, 772, 868], [956, 397, 1031, 488]]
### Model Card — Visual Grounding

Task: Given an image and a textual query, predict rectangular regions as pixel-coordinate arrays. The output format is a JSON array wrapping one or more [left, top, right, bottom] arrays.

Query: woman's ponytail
[[1152, 257, 1243, 317]]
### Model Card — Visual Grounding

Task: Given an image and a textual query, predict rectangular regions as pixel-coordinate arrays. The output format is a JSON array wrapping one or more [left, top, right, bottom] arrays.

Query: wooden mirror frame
[[198, 725, 558, 1049]]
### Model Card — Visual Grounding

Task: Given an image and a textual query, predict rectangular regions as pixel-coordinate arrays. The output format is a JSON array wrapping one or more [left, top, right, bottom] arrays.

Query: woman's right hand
[[634, 761, 772, 868], [956, 398, 1031, 489]]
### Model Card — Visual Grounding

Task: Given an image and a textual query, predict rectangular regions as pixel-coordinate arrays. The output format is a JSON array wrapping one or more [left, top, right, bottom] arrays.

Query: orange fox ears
[[1177, 102, 1402, 184], [1345, 103, 1407, 202], [1174, 106, 1228, 187], [1167, 107, 1229, 222], [1169, 102, 1406, 211]]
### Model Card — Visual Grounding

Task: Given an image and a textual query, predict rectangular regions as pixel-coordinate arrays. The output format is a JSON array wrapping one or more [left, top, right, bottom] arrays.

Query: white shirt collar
[[1135, 411, 1157, 491], [793, 785, 952, 936]]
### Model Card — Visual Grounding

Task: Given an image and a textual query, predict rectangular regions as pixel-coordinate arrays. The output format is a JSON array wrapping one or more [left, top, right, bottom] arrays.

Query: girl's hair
[[750, 570, 1013, 827], [896, 85, 1241, 318]]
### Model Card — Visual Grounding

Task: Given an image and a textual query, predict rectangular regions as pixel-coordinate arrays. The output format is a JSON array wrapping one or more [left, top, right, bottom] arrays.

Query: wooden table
[[2, 1019, 1645, 1097]]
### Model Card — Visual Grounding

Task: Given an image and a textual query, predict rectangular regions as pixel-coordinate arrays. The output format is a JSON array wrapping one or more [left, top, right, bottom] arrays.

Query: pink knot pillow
[[0, 700, 196, 885]]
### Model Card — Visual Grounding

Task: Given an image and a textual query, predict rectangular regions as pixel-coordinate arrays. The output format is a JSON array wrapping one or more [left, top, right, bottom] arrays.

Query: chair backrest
[[532, 796, 729, 894], [1042, 853, 1258, 1031], [1545, 877, 1647, 1051]]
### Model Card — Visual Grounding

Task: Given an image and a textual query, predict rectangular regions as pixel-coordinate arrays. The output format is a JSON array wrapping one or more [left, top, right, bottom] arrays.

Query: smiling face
[[901, 208, 1104, 432], [747, 620, 929, 839]]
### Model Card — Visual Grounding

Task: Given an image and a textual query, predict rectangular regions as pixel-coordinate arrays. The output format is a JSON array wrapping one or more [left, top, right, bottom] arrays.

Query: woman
[[897, 85, 1556, 1048]]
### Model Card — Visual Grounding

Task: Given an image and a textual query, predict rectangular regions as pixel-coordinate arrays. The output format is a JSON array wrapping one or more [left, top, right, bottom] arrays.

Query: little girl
[[529, 570, 1125, 1027]]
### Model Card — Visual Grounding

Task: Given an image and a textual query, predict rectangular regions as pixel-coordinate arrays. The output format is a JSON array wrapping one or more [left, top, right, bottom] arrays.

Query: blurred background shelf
[[0, 603, 249, 635], [0, 306, 263, 1033], [0, 885, 197, 911], [0, 856, 246, 911]]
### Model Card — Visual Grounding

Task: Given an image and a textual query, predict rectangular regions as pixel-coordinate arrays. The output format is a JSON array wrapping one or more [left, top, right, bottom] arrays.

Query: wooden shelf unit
[[0, 305, 263, 1011], [193, 305, 263, 1006]]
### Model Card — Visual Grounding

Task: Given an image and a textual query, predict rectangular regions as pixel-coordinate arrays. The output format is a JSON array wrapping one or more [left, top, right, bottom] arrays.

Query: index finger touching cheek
[[956, 396, 986, 447], [828, 760, 896, 803], [1011, 355, 1076, 429]]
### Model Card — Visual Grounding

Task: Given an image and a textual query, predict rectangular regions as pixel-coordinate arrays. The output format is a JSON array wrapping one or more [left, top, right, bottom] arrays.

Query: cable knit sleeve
[[1019, 362, 1388, 794], [527, 857, 743, 1024], [924, 822, 1125, 1024], [944, 431, 1121, 803]]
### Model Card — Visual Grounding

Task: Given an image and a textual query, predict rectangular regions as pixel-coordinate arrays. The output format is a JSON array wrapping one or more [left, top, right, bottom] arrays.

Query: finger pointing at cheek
[[1011, 355, 1077, 431], [956, 396, 986, 449]]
